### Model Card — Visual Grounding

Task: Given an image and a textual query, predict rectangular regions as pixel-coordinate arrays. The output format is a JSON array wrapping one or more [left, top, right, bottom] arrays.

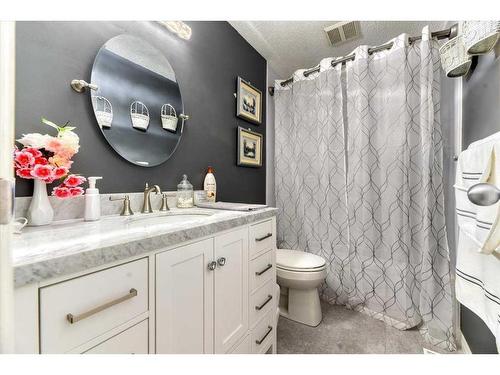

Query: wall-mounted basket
[[439, 34, 472, 78], [92, 96, 113, 129], [130, 101, 150, 131], [463, 21, 500, 55], [161, 104, 178, 132]]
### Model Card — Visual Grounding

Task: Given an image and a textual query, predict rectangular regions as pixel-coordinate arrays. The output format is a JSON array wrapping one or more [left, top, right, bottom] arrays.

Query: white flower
[[58, 130, 80, 154], [17, 133, 50, 148]]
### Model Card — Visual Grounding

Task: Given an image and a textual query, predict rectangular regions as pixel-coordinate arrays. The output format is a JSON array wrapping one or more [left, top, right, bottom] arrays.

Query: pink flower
[[44, 176, 57, 184], [53, 166, 68, 179], [44, 137, 62, 153], [69, 187, 84, 196], [14, 151, 35, 167], [34, 156, 48, 165], [30, 164, 53, 180], [24, 147, 43, 158], [64, 174, 86, 187], [49, 155, 73, 169], [56, 148, 76, 160], [16, 167, 33, 179], [52, 186, 72, 199]]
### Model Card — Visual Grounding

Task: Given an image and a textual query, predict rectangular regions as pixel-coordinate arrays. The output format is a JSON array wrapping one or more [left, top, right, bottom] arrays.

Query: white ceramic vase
[[27, 179, 54, 226]]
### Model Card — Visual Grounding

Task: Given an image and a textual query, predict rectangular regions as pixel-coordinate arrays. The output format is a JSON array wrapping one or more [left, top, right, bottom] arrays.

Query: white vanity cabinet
[[14, 216, 277, 354], [214, 227, 249, 353], [156, 227, 249, 354], [83, 320, 149, 354], [155, 238, 215, 353], [39, 258, 149, 354]]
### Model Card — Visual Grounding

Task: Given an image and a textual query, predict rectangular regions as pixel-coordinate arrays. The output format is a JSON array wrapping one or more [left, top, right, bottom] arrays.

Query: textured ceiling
[[229, 21, 448, 78]]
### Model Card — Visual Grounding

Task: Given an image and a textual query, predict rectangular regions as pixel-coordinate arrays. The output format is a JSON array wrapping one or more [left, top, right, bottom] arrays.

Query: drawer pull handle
[[66, 288, 138, 324], [255, 295, 273, 311], [255, 326, 273, 345], [255, 264, 272, 276], [255, 233, 272, 242], [208, 261, 217, 271]]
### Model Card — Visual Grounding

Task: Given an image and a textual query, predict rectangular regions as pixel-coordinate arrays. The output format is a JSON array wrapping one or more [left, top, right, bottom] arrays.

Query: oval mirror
[[90, 34, 184, 167]]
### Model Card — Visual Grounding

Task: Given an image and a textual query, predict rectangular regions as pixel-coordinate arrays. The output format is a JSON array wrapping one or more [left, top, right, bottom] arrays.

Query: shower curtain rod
[[268, 23, 458, 96]]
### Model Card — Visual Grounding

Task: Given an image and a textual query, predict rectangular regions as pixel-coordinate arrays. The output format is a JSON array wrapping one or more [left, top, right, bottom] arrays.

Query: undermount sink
[[125, 211, 213, 226]]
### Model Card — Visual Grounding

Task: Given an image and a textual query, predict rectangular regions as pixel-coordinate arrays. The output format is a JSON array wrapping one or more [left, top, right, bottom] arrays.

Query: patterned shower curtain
[[274, 61, 351, 305], [274, 27, 456, 351]]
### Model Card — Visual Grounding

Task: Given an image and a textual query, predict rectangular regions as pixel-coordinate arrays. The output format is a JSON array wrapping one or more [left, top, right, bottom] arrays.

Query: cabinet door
[[156, 239, 214, 354], [214, 228, 249, 353]]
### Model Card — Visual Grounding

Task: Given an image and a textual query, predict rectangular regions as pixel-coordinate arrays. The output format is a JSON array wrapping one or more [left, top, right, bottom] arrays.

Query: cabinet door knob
[[217, 257, 226, 267], [207, 261, 217, 271]]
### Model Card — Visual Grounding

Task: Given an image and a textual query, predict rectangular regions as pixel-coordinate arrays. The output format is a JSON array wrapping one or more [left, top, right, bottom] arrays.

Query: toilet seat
[[276, 249, 326, 272]]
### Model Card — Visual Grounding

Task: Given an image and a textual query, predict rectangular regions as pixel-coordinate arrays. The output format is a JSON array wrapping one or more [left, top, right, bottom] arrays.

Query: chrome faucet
[[142, 183, 161, 213]]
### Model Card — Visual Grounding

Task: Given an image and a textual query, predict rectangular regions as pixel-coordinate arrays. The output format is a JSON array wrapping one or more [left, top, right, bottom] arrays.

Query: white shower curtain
[[274, 60, 350, 305], [274, 27, 456, 351]]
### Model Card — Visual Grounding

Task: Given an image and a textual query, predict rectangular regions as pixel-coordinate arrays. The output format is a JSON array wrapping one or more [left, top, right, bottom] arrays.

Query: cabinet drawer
[[251, 310, 275, 354], [40, 258, 148, 353], [229, 334, 251, 354], [84, 319, 149, 354], [250, 280, 275, 328], [249, 219, 275, 259], [249, 250, 274, 293]]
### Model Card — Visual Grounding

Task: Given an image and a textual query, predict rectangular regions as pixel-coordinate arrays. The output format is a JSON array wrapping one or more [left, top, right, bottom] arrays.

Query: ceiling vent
[[324, 21, 361, 46]]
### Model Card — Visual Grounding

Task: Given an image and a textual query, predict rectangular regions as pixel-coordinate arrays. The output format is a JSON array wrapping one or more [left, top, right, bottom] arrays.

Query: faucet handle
[[160, 193, 170, 211], [144, 182, 149, 191], [109, 195, 134, 216]]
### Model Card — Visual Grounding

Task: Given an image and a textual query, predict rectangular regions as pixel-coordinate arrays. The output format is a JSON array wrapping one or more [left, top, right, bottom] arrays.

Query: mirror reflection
[[91, 34, 184, 167]]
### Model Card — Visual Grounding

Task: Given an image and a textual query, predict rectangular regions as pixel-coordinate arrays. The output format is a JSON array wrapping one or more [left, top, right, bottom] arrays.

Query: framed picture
[[236, 77, 262, 125], [237, 127, 263, 167]]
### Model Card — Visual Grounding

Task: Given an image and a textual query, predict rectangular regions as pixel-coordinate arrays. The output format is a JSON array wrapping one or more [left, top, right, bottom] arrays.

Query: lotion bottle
[[84, 176, 103, 221], [204, 166, 216, 202]]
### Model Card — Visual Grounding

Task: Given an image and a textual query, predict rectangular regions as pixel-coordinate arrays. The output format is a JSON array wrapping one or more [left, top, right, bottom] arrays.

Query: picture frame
[[236, 77, 262, 125], [237, 127, 263, 167]]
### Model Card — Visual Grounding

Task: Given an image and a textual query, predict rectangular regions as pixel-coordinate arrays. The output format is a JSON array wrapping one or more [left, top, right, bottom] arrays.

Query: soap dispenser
[[84, 176, 103, 221]]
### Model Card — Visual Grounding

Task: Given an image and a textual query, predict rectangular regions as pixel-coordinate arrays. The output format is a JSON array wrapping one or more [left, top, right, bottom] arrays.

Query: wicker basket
[[130, 101, 150, 131], [463, 21, 500, 55], [439, 35, 472, 78], [161, 104, 178, 132], [92, 96, 113, 129]]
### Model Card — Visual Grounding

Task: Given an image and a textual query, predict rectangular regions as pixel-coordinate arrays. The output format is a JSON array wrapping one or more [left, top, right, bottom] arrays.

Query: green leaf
[[41, 117, 61, 131]]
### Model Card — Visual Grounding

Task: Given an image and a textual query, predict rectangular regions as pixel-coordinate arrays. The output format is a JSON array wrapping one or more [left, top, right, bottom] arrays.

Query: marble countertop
[[13, 207, 277, 287]]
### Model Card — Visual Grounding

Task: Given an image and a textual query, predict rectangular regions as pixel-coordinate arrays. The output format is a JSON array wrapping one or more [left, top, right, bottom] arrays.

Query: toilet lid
[[276, 249, 326, 271]]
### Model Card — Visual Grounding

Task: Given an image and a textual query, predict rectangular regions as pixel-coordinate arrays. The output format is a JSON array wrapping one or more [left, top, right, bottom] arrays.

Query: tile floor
[[277, 302, 427, 354]]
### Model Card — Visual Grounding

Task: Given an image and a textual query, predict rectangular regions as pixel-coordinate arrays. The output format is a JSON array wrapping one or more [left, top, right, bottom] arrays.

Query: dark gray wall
[[15, 21, 266, 203], [461, 44, 500, 354]]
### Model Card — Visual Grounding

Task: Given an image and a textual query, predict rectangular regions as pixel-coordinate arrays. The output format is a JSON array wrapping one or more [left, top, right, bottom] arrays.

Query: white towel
[[195, 201, 268, 211], [454, 134, 500, 351]]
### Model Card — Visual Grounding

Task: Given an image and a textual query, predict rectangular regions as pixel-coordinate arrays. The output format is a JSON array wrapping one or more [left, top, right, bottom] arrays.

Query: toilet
[[276, 249, 327, 327]]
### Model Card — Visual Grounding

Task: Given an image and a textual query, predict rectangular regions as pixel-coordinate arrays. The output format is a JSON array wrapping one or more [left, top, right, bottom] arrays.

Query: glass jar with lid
[[176, 174, 194, 208]]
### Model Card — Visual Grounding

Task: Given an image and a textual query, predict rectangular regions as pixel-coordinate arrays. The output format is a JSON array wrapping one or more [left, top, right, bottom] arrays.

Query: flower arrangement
[[15, 118, 86, 198]]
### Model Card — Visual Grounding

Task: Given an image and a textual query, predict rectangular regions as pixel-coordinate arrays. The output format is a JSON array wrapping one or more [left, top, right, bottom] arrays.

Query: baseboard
[[459, 330, 472, 354]]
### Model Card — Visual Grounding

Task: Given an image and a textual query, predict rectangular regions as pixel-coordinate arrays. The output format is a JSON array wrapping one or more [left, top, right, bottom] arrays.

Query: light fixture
[[159, 21, 192, 40]]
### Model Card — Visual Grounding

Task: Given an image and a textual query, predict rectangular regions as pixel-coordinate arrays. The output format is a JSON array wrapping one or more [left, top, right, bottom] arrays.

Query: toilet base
[[278, 286, 322, 327]]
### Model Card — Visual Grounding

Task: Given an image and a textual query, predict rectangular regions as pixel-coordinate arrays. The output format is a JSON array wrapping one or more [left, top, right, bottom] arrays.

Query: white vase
[[27, 179, 54, 226]]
